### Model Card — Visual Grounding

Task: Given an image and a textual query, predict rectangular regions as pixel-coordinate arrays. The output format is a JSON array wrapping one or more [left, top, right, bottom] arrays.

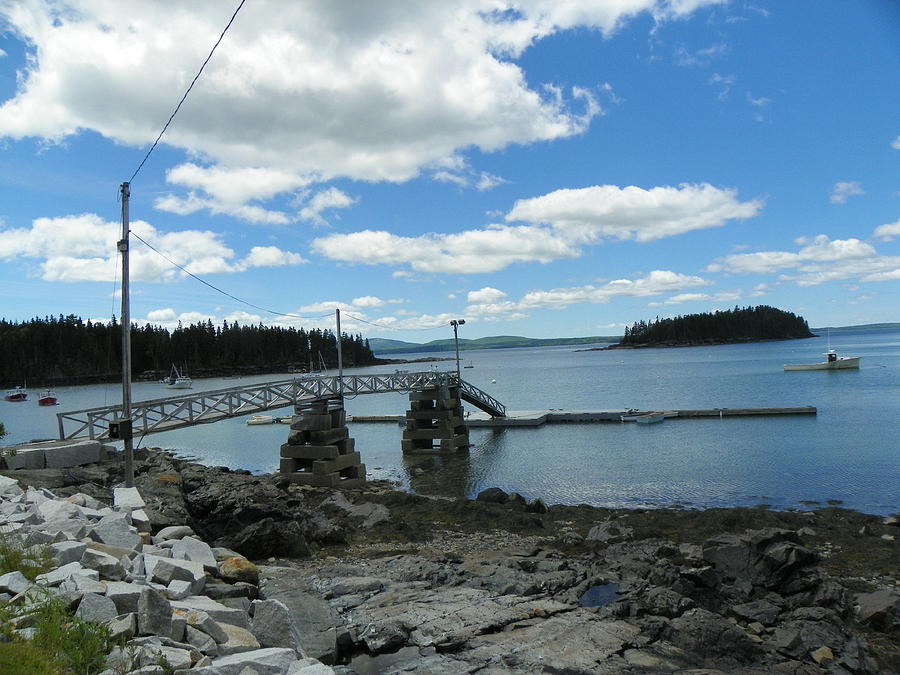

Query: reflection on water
[[402, 451, 473, 499]]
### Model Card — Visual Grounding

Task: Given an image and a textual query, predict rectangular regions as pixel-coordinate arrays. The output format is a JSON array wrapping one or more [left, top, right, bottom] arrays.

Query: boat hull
[[4, 387, 27, 402], [784, 357, 860, 371], [247, 415, 275, 425], [167, 378, 193, 389]]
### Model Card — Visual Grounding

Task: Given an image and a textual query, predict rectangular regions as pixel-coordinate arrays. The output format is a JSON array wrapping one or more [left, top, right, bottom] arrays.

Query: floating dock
[[347, 406, 817, 427]]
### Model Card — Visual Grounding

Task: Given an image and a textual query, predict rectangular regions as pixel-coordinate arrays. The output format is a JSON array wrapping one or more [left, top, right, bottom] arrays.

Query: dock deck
[[348, 406, 817, 427]]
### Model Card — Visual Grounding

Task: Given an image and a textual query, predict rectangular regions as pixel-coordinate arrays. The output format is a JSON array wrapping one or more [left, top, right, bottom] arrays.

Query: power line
[[343, 312, 448, 332], [129, 0, 247, 183], [129, 231, 331, 320]]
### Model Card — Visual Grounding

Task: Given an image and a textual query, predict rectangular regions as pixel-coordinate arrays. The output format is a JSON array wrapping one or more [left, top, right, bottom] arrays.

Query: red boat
[[37, 390, 58, 406], [4, 386, 28, 402]]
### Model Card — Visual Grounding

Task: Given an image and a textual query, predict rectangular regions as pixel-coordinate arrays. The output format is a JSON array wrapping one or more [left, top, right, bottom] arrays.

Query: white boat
[[165, 364, 193, 389], [784, 350, 860, 371], [4, 385, 28, 402], [247, 414, 275, 425], [620, 411, 667, 424]]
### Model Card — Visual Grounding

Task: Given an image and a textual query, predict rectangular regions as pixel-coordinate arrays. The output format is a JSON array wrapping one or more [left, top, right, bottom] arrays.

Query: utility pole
[[117, 182, 135, 487], [335, 308, 343, 398]]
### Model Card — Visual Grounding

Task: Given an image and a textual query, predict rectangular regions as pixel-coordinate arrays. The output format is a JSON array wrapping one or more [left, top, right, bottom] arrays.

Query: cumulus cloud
[[0, 213, 305, 282], [312, 224, 581, 274], [647, 290, 741, 306], [298, 188, 357, 226], [707, 234, 899, 286], [830, 181, 865, 204], [506, 183, 761, 242], [462, 270, 711, 320], [312, 182, 760, 274], [873, 219, 900, 242], [892, 136, 900, 150]]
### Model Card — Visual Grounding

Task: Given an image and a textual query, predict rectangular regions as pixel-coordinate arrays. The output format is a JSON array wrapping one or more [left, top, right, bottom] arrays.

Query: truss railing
[[56, 370, 506, 441]]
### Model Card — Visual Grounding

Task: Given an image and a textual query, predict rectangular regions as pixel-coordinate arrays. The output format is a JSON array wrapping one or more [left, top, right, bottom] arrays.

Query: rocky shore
[[2, 447, 898, 674]]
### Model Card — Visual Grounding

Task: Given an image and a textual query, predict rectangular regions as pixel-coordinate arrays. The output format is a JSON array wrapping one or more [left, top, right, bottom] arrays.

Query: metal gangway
[[56, 370, 506, 441]]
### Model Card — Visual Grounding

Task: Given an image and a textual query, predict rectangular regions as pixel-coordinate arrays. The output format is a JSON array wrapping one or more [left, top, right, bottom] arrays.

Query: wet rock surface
[[2, 449, 898, 674]]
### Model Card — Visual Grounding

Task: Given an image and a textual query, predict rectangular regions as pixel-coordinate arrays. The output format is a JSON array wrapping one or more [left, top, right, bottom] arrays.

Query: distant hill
[[368, 334, 618, 355]]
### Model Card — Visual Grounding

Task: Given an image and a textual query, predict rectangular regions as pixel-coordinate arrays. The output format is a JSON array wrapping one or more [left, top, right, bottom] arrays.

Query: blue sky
[[0, 1, 897, 344]]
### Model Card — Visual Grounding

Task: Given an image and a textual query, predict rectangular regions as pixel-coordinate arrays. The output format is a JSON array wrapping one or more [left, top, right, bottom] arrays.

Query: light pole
[[450, 319, 465, 383]]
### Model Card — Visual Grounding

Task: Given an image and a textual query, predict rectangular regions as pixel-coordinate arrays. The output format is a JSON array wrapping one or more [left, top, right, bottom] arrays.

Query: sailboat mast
[[119, 182, 135, 487]]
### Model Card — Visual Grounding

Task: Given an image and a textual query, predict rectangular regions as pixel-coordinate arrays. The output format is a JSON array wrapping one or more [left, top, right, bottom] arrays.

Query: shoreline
[[2, 447, 898, 673], [582, 335, 818, 352]]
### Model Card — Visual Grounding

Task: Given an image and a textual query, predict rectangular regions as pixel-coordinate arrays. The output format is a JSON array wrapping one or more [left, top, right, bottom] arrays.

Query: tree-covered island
[[606, 305, 815, 349]]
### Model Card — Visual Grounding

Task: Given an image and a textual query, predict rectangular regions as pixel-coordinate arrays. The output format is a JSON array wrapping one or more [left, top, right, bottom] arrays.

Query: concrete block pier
[[278, 397, 366, 487], [401, 385, 470, 453]]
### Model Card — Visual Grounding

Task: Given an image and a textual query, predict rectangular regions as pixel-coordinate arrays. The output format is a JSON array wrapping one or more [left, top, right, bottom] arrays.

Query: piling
[[278, 397, 366, 487], [401, 385, 469, 453]]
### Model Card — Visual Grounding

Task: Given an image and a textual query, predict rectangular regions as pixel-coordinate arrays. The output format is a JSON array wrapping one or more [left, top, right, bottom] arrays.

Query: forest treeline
[[619, 306, 814, 347], [0, 315, 377, 386]]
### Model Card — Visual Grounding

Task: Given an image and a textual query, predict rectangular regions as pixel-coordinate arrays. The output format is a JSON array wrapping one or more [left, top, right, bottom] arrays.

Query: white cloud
[[313, 182, 761, 274], [675, 42, 727, 67], [892, 136, 900, 150], [707, 235, 876, 275], [707, 234, 900, 287], [467, 287, 507, 303], [476, 172, 508, 191], [647, 290, 742, 306], [351, 296, 385, 308], [312, 224, 580, 274], [874, 219, 900, 242], [0, 212, 304, 282], [709, 73, 734, 100], [462, 270, 711, 320], [506, 183, 762, 242], [830, 181, 865, 204], [298, 187, 357, 226], [2, 1, 715, 189]]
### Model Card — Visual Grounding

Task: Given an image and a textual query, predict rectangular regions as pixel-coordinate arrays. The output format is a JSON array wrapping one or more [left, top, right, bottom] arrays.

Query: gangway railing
[[56, 371, 506, 441]]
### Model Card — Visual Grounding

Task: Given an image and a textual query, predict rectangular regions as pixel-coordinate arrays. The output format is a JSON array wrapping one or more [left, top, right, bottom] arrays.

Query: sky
[[0, 1, 898, 345]]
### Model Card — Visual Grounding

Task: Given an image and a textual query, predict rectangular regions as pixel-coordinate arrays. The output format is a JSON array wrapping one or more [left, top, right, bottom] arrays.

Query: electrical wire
[[129, 0, 247, 183], [130, 231, 331, 320], [343, 312, 450, 332]]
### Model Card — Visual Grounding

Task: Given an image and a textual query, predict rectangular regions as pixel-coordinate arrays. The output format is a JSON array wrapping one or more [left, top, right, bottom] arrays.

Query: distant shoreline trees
[[616, 306, 814, 348], [0, 315, 377, 386]]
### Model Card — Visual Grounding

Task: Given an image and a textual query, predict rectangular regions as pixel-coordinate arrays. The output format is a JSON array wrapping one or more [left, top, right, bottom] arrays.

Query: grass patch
[[0, 535, 114, 674]]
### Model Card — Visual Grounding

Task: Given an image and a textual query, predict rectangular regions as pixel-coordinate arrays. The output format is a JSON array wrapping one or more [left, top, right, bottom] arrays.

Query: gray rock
[[217, 621, 261, 656], [76, 592, 119, 624], [113, 486, 146, 510], [665, 608, 765, 666], [171, 536, 218, 574], [185, 624, 219, 655], [154, 525, 196, 542], [81, 548, 127, 580], [171, 595, 250, 629], [251, 599, 304, 653], [174, 608, 230, 644], [106, 581, 146, 614], [855, 589, 900, 631], [49, 540, 87, 566], [199, 647, 301, 675], [0, 474, 24, 496], [138, 587, 173, 637], [106, 613, 137, 642], [90, 513, 142, 550], [144, 554, 206, 593], [36, 561, 99, 586], [0, 570, 32, 595], [731, 598, 781, 626], [259, 565, 340, 664]]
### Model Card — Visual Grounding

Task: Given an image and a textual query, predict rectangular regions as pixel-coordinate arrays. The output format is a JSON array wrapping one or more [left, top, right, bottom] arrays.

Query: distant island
[[600, 305, 814, 350], [369, 334, 617, 355]]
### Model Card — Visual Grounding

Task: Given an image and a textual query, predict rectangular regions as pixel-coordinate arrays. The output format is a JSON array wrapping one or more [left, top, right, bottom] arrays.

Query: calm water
[[2, 326, 898, 515]]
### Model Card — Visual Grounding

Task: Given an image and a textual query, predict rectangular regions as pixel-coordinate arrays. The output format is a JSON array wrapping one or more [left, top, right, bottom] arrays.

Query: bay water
[[2, 325, 898, 515]]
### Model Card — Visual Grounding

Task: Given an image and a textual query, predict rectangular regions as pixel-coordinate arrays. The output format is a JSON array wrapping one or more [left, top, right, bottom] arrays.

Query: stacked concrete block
[[278, 398, 365, 488], [401, 385, 469, 454]]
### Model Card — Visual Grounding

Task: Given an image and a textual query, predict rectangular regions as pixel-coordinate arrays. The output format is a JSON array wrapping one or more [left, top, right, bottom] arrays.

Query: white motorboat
[[247, 414, 275, 425], [784, 350, 860, 371]]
